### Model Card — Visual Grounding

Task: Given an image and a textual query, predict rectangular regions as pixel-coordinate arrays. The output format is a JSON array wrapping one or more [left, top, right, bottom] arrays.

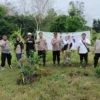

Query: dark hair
[[82, 33, 86, 35], [3, 34, 7, 37], [39, 32, 43, 35], [16, 37, 20, 42], [54, 32, 57, 35]]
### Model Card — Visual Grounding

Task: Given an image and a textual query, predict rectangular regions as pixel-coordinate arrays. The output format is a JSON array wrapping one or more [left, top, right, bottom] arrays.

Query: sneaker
[[80, 66, 82, 68], [9, 65, 12, 69], [1, 67, 4, 71], [92, 66, 96, 68]]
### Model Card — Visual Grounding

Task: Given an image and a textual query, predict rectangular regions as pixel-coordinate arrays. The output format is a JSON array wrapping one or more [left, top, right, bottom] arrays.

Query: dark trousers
[[80, 53, 88, 65], [26, 50, 34, 58], [53, 51, 60, 64], [38, 50, 46, 65], [1, 53, 12, 67], [94, 53, 100, 68]]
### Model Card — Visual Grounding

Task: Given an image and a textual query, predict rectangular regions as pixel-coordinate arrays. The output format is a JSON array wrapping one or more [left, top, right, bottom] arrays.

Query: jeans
[[16, 54, 22, 61], [1, 53, 12, 67]]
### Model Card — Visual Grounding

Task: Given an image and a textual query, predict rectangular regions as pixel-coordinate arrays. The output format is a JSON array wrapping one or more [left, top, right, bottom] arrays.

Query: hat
[[28, 32, 32, 35]]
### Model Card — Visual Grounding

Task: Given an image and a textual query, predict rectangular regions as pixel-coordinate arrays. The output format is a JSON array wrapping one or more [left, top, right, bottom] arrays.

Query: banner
[[36, 31, 91, 50]]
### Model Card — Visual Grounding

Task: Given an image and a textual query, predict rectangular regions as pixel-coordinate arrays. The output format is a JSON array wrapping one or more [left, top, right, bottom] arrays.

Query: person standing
[[0, 35, 12, 71], [78, 33, 91, 67], [36, 32, 48, 66], [25, 32, 36, 58], [62, 35, 73, 66], [51, 33, 60, 66], [14, 37, 24, 68], [93, 36, 100, 68]]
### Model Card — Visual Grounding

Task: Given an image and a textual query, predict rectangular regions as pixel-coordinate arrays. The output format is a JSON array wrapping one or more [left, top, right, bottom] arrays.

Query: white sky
[[0, 0, 100, 26]]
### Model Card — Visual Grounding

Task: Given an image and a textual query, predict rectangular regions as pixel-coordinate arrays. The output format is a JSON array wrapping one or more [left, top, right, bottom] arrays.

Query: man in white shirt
[[78, 33, 91, 67]]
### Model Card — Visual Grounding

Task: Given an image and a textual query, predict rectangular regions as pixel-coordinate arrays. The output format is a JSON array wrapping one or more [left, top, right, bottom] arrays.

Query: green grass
[[0, 50, 100, 100]]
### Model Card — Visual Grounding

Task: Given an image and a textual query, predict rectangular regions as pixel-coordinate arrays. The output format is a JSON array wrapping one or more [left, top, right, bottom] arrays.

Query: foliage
[[93, 19, 100, 33], [66, 16, 86, 32], [40, 8, 57, 31], [50, 15, 67, 32], [91, 30, 99, 44], [95, 67, 100, 77], [68, 1, 84, 18]]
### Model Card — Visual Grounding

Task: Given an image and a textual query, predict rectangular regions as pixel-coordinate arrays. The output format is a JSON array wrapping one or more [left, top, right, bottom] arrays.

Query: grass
[[0, 50, 100, 100]]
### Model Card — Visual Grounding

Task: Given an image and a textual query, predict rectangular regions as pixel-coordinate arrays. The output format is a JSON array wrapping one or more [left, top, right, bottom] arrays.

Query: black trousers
[[1, 53, 12, 67], [80, 53, 88, 65], [53, 51, 60, 64], [94, 53, 100, 68], [38, 50, 46, 65]]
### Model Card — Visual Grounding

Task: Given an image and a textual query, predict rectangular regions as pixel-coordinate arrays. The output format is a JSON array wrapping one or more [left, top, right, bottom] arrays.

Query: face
[[3, 35, 7, 41], [28, 35, 31, 38], [39, 33, 43, 38], [68, 36, 70, 40], [54, 34, 57, 38], [82, 34, 86, 39], [16, 37, 20, 41]]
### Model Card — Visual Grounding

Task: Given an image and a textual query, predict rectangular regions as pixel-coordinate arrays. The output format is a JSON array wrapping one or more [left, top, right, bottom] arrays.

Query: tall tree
[[31, 0, 50, 31]]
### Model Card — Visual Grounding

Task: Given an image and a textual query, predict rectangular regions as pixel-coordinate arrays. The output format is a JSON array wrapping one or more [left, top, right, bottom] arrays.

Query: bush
[[95, 67, 100, 77]]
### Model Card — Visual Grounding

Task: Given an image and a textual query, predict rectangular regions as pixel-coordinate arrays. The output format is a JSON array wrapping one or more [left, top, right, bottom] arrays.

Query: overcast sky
[[0, 0, 100, 26]]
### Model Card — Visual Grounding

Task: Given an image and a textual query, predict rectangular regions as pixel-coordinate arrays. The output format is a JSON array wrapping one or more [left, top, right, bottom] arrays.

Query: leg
[[94, 53, 99, 68], [16, 54, 21, 61], [1, 53, 6, 67], [42, 50, 46, 66], [57, 51, 60, 64], [84, 53, 88, 66], [63, 51, 67, 65], [80, 54, 84, 66], [7, 53, 12, 66], [53, 51, 56, 65], [26, 51, 30, 58]]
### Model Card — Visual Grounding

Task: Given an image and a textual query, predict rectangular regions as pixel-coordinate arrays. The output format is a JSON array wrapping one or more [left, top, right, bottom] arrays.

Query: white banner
[[36, 31, 91, 50]]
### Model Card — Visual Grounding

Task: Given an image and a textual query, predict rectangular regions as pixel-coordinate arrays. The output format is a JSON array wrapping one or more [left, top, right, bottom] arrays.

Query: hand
[[27, 38, 29, 41], [92, 51, 95, 54]]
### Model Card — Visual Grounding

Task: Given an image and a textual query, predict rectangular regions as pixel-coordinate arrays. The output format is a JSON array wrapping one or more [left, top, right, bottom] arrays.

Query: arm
[[35, 39, 40, 44], [51, 39, 56, 45], [78, 46, 80, 54]]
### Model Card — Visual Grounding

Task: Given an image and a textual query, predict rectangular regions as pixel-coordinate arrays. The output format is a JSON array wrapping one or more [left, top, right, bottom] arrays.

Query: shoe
[[92, 66, 96, 68], [80, 66, 82, 68], [1, 67, 4, 71], [9, 65, 12, 69]]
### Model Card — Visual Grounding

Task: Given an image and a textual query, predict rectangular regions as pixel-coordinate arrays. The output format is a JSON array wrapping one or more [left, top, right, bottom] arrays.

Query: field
[[0, 50, 100, 100]]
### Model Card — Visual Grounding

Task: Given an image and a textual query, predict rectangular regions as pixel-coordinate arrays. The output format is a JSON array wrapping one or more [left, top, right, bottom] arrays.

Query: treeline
[[0, 1, 99, 39]]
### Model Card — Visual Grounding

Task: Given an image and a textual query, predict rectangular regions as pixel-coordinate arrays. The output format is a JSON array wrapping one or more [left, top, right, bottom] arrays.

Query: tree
[[68, 1, 84, 17], [50, 15, 67, 32], [31, 0, 50, 30], [0, 5, 18, 38], [40, 8, 57, 31], [66, 16, 86, 32], [67, 1, 87, 32], [93, 19, 100, 33]]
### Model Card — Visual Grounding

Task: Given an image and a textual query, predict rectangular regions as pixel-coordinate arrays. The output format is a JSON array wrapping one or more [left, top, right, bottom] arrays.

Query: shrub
[[95, 67, 100, 77]]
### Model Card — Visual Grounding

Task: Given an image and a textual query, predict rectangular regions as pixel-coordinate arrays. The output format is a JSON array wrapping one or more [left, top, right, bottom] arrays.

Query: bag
[[82, 40, 90, 52]]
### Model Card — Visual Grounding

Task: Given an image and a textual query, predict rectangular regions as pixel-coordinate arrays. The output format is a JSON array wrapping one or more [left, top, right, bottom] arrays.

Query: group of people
[[0, 32, 100, 71]]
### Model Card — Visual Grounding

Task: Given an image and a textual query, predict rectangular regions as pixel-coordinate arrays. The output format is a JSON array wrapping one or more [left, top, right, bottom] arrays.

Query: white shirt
[[78, 38, 90, 54]]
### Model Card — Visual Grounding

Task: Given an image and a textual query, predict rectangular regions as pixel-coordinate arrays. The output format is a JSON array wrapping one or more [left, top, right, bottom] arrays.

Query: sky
[[0, 0, 100, 26]]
